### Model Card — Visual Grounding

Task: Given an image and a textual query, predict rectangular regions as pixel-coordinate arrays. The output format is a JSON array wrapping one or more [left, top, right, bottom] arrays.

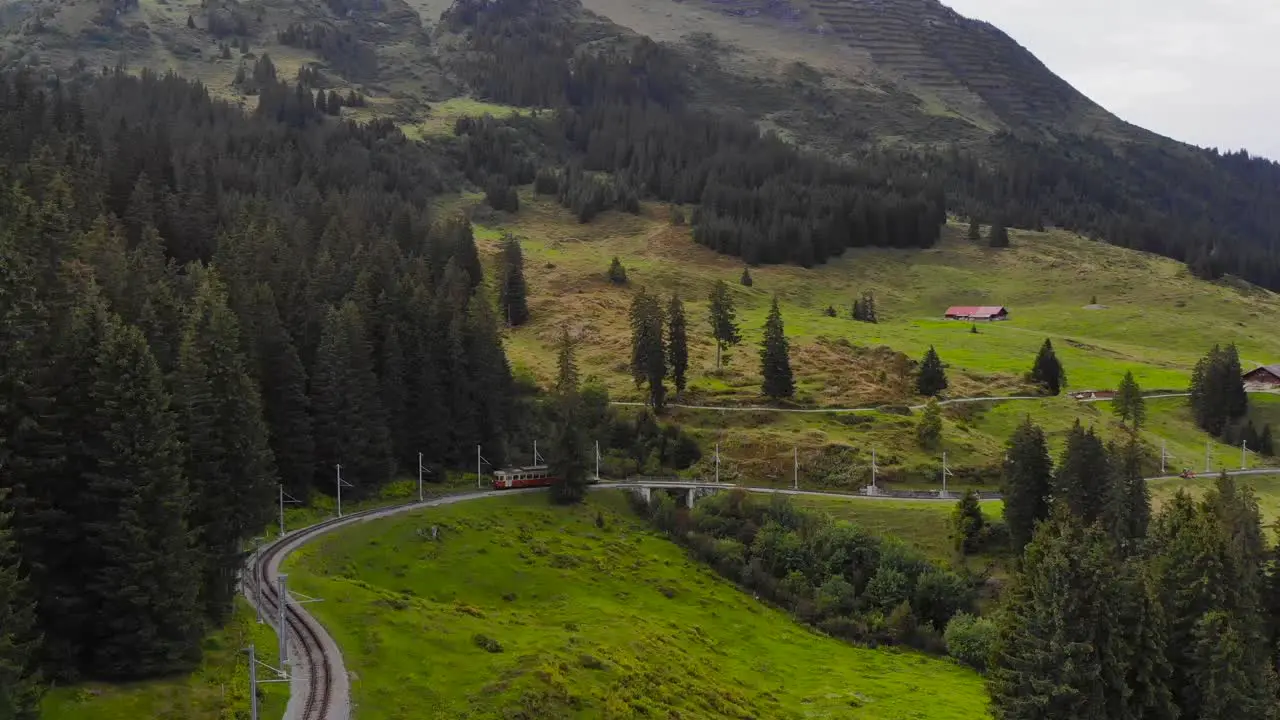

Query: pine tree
[[1108, 439, 1151, 552], [708, 279, 740, 371], [175, 267, 276, 623], [1001, 417, 1054, 552], [549, 329, 589, 504], [666, 293, 688, 395], [310, 301, 394, 499], [629, 288, 667, 411], [917, 346, 948, 396], [740, 267, 753, 287], [967, 217, 981, 242], [463, 292, 513, 459], [1030, 339, 1066, 395], [607, 256, 627, 284], [247, 284, 314, 501], [1115, 561, 1179, 720], [0, 490, 41, 718], [1054, 422, 1112, 526], [988, 509, 1129, 720], [498, 234, 529, 326], [917, 397, 943, 449], [1113, 371, 1146, 430], [952, 490, 985, 554], [1191, 612, 1273, 720], [82, 314, 202, 677], [1189, 344, 1250, 436], [1260, 424, 1274, 456], [760, 296, 794, 400], [989, 220, 1010, 248]]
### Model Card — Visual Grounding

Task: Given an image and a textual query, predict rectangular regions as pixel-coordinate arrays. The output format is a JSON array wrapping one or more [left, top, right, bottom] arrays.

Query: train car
[[492, 464, 557, 489]]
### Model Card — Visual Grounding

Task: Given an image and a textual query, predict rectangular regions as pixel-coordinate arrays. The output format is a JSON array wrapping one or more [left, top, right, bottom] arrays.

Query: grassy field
[[40, 599, 288, 720], [470, 195, 1280, 482], [285, 491, 989, 719]]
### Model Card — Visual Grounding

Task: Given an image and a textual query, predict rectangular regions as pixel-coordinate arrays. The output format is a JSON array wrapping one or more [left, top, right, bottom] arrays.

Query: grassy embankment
[[285, 491, 990, 719], [468, 195, 1280, 487], [40, 599, 288, 720]]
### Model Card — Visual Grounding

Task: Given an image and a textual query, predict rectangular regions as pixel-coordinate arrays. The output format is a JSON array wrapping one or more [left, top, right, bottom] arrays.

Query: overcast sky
[[941, 0, 1280, 161]]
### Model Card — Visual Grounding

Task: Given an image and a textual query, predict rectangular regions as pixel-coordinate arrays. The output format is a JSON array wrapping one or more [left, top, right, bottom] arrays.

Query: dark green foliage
[[175, 268, 276, 624], [498, 234, 530, 327], [1109, 439, 1151, 551], [1260, 424, 1274, 456], [643, 490, 972, 651], [759, 297, 794, 400], [245, 284, 314, 501], [988, 220, 1010, 248], [916, 345, 947, 396], [851, 291, 878, 323], [916, 398, 942, 449], [629, 288, 667, 411], [739, 267, 752, 287], [484, 176, 519, 212], [823, 305, 836, 317], [1053, 422, 1111, 526], [310, 301, 394, 499], [708, 280, 740, 370], [1029, 339, 1066, 395], [83, 313, 202, 677], [1001, 417, 1053, 552], [1189, 344, 1249, 436], [987, 510, 1135, 720], [967, 217, 981, 242], [944, 613, 996, 671], [549, 330, 590, 504], [952, 490, 985, 554], [666, 293, 688, 395], [0, 491, 41, 719], [1113, 371, 1145, 430], [607, 256, 627, 285]]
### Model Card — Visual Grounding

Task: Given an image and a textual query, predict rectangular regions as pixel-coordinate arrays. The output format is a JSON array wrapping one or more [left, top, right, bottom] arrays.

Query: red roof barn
[[944, 305, 1009, 321], [1243, 365, 1280, 390]]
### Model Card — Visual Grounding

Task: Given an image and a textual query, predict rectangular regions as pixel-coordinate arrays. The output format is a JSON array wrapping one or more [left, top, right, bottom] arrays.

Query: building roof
[[1243, 365, 1280, 380], [944, 305, 1008, 317]]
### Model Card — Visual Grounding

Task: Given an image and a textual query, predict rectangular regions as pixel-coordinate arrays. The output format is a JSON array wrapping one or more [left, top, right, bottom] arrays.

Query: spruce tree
[[607, 256, 627, 284], [667, 293, 688, 395], [1260, 424, 1274, 456], [989, 220, 1010, 248], [310, 301, 394, 499], [917, 345, 948, 396], [1115, 561, 1179, 720], [740, 267, 753, 287], [917, 397, 943, 449], [629, 288, 667, 411], [1113, 371, 1145, 429], [247, 284, 314, 501], [759, 296, 794, 400], [1001, 417, 1054, 552], [0, 491, 40, 718], [1191, 612, 1273, 720], [952, 490, 985, 554], [1054, 422, 1111, 526], [1030, 339, 1066, 395], [498, 234, 529, 326], [549, 329, 589, 504], [464, 292, 514, 459], [988, 509, 1130, 720], [83, 314, 202, 677], [175, 267, 276, 623], [708, 279, 740, 370], [967, 217, 981, 242], [1189, 344, 1250, 436], [1109, 439, 1151, 551]]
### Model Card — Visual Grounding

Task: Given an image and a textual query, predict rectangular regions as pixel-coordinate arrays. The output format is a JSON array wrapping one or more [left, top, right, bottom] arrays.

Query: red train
[[491, 464, 557, 489]]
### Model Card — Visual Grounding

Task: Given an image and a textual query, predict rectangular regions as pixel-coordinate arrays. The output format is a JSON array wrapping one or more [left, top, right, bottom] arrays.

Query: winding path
[[245, 470, 1280, 718]]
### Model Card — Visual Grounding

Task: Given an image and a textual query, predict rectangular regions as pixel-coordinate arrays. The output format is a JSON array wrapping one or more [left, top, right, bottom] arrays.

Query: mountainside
[[2, 0, 1279, 287]]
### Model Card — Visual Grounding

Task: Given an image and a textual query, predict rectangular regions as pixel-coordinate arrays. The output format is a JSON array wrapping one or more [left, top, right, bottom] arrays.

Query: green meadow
[[285, 492, 990, 719]]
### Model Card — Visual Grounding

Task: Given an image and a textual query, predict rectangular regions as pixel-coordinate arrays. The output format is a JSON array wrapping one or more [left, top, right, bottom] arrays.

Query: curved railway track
[[244, 472, 1280, 718]]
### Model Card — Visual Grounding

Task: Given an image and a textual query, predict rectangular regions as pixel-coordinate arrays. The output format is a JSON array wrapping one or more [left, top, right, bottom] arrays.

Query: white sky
[[940, 0, 1280, 160]]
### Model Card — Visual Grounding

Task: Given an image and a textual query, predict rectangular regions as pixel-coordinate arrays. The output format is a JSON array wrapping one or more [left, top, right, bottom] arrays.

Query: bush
[[944, 612, 997, 670], [472, 633, 504, 653], [607, 256, 627, 284]]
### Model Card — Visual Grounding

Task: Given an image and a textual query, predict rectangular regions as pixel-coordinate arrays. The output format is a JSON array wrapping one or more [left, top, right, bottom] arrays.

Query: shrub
[[944, 612, 997, 670], [607, 256, 627, 284], [472, 633, 504, 653]]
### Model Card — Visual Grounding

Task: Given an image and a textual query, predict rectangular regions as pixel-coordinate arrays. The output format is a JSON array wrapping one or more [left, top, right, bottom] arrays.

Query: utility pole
[[249, 643, 259, 720], [872, 448, 878, 491], [714, 443, 720, 484], [277, 574, 289, 668], [941, 451, 953, 497], [793, 446, 798, 490], [476, 446, 492, 489], [278, 485, 300, 536], [335, 464, 352, 518], [1161, 440, 1167, 475], [418, 452, 424, 503], [1242, 440, 1248, 470]]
